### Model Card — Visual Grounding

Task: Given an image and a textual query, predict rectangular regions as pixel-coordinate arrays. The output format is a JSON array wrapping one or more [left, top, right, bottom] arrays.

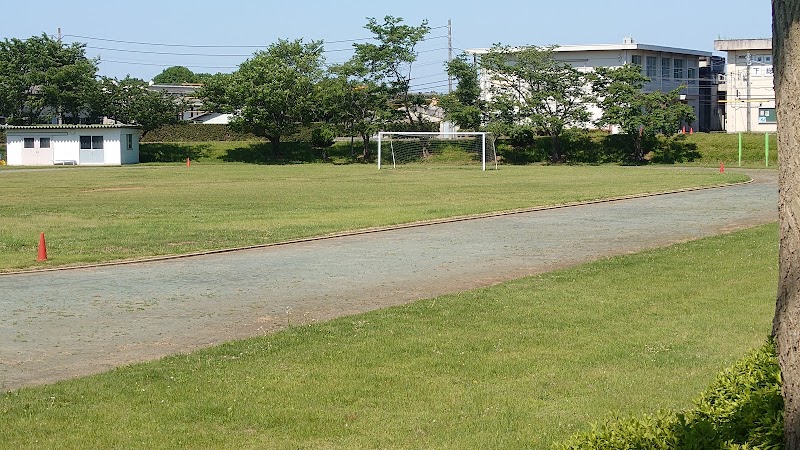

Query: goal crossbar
[[377, 131, 496, 171]]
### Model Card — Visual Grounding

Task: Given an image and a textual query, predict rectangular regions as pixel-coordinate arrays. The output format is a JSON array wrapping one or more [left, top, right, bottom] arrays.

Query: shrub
[[557, 340, 783, 449]]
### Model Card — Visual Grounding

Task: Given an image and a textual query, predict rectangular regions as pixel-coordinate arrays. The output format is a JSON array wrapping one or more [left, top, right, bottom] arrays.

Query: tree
[[199, 39, 324, 160], [0, 34, 97, 125], [319, 63, 392, 160], [152, 66, 199, 84], [92, 76, 183, 133], [480, 45, 593, 162], [352, 16, 431, 129], [773, 1, 800, 448], [439, 53, 484, 130], [592, 64, 695, 162]]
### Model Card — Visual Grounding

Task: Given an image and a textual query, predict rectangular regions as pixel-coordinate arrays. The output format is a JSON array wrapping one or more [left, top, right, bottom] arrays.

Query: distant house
[[3, 124, 142, 166], [190, 112, 233, 124], [714, 39, 775, 133], [147, 83, 229, 122], [467, 39, 714, 132]]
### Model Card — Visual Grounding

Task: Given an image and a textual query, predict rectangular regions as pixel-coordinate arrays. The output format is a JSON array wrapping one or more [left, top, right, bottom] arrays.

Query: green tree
[[0, 34, 98, 125], [480, 44, 594, 162], [152, 66, 199, 84], [592, 64, 695, 162], [319, 63, 392, 160], [93, 76, 183, 133], [773, 1, 800, 448], [439, 53, 483, 130], [352, 16, 431, 129], [199, 39, 324, 160]]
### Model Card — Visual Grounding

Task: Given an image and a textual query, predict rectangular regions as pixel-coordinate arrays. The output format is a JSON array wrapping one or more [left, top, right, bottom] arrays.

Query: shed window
[[40, 138, 50, 148], [24, 138, 35, 148], [80, 135, 104, 149], [126, 133, 133, 150]]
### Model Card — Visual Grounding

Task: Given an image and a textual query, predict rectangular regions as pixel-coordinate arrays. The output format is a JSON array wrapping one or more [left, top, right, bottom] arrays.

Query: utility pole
[[57, 27, 62, 43], [448, 19, 453, 94], [746, 51, 752, 133]]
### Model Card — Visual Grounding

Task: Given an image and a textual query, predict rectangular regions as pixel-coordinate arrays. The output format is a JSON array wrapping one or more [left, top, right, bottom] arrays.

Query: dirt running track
[[0, 170, 777, 391]]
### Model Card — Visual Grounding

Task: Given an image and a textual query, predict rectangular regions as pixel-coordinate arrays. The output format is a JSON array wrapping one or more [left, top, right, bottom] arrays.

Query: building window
[[40, 138, 50, 148], [24, 138, 34, 148], [646, 56, 657, 77], [674, 59, 685, 79], [631, 54, 642, 67], [687, 67, 696, 84], [80, 135, 104, 149], [661, 57, 671, 79], [126, 134, 133, 150]]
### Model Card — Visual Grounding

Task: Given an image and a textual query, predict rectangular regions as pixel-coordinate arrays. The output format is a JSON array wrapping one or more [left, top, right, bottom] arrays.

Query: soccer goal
[[377, 132, 497, 170]]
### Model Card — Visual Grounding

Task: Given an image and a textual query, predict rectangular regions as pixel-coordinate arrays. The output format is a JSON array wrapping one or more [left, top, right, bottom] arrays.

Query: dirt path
[[0, 170, 777, 391]]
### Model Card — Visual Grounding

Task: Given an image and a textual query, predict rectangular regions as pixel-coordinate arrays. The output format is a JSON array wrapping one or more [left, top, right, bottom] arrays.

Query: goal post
[[377, 131, 497, 170]]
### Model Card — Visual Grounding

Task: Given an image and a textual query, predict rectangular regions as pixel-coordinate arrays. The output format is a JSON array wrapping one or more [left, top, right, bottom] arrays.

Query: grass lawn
[[0, 164, 746, 272], [0, 223, 777, 449]]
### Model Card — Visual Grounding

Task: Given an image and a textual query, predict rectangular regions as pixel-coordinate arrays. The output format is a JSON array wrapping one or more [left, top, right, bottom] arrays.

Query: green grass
[[0, 223, 777, 449], [0, 164, 746, 272], [680, 132, 778, 168]]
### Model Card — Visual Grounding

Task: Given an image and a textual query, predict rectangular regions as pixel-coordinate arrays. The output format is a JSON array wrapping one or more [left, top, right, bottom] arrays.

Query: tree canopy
[[592, 64, 695, 161], [199, 39, 325, 159], [92, 76, 183, 133], [0, 34, 97, 125], [439, 53, 483, 130], [480, 44, 594, 162]]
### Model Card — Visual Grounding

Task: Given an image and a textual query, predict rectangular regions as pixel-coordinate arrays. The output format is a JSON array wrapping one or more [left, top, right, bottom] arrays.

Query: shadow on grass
[[140, 143, 211, 163]]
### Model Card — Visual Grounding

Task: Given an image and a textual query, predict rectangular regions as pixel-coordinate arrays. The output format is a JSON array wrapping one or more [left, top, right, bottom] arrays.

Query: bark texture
[[774, 1, 800, 448]]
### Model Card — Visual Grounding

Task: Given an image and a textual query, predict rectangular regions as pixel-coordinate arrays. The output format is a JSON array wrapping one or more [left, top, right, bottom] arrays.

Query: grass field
[[0, 164, 746, 272], [0, 223, 777, 449]]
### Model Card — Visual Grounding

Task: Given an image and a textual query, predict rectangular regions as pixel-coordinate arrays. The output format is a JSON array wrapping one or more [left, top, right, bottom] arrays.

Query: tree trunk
[[549, 135, 561, 163], [268, 136, 281, 161], [361, 133, 371, 160], [773, 1, 800, 449]]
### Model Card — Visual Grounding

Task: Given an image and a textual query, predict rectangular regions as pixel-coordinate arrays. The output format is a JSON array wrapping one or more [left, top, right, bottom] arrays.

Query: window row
[[631, 55, 697, 80]]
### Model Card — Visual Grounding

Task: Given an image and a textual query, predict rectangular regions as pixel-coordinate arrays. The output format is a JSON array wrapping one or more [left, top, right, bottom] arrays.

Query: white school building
[[713, 39, 775, 133], [3, 124, 142, 166]]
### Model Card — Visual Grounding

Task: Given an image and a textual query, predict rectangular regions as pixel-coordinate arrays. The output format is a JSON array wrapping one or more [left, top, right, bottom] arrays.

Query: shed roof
[[1, 124, 142, 130]]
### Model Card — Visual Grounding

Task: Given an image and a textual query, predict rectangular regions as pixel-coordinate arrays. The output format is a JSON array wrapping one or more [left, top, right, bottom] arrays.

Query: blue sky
[[2, 0, 772, 90]]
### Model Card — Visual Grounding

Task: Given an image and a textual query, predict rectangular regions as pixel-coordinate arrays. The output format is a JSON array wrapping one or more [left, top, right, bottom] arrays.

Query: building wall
[[720, 50, 776, 133]]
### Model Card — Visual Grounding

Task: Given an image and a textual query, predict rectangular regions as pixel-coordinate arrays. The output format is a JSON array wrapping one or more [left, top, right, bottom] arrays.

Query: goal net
[[377, 132, 497, 170]]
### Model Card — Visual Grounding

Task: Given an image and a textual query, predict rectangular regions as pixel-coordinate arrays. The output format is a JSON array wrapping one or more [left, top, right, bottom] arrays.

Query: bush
[[557, 340, 783, 449]]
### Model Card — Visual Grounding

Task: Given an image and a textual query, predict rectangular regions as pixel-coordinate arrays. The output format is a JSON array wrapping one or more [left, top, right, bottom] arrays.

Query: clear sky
[[2, 0, 772, 91]]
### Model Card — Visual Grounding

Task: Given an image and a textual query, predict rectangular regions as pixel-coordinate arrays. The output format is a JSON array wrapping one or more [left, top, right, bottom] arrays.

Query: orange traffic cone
[[37, 232, 48, 262], [186, 157, 191, 168], [720, 162, 725, 174]]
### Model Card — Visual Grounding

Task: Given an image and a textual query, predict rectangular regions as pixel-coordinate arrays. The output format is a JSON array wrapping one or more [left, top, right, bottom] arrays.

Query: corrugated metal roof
[[0, 124, 142, 130]]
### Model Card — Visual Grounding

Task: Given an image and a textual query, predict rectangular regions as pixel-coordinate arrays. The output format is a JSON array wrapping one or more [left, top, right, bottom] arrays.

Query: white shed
[[2, 124, 142, 166]]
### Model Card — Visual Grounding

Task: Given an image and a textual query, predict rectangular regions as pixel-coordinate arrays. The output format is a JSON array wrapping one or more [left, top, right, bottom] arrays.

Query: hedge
[[142, 123, 322, 143]]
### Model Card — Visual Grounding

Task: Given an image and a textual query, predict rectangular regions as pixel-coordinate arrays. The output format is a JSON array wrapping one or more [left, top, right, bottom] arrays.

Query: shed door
[[20, 137, 54, 165]]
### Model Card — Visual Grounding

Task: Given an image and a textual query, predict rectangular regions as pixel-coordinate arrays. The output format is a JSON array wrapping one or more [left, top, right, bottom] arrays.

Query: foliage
[[439, 53, 484, 130], [92, 76, 183, 133], [151, 66, 203, 84], [199, 39, 324, 160], [592, 64, 696, 162], [558, 341, 783, 449], [480, 44, 594, 162], [351, 16, 432, 130], [316, 68, 389, 159], [0, 34, 98, 125]]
